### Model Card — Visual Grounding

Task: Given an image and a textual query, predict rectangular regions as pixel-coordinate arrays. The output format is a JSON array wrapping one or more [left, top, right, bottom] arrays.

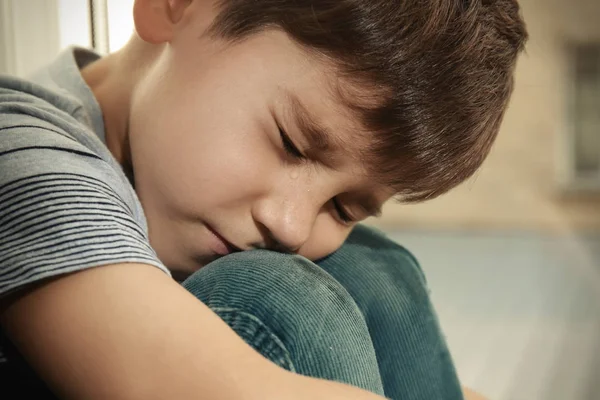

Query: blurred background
[[1, 0, 598, 399]]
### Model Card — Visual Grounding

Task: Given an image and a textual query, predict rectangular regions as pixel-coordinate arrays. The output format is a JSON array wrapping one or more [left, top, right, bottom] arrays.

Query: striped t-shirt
[[0, 47, 170, 384]]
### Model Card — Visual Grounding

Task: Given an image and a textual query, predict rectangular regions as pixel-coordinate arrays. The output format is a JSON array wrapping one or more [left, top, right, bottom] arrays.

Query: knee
[[318, 224, 432, 321], [183, 250, 366, 332], [182, 250, 383, 393]]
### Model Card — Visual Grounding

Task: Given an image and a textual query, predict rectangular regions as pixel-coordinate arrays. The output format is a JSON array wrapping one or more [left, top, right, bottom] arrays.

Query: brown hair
[[209, 0, 528, 202]]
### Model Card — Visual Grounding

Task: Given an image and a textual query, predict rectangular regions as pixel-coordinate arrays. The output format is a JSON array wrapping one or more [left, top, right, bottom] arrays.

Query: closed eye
[[333, 198, 354, 225], [279, 126, 304, 159]]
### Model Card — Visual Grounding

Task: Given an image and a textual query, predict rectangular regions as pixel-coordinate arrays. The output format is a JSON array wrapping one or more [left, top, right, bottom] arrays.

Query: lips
[[206, 225, 240, 256]]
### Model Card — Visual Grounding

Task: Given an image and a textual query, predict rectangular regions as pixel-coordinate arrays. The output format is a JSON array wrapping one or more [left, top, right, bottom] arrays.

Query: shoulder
[[0, 73, 94, 159], [0, 114, 129, 211], [0, 71, 147, 226], [0, 74, 83, 127], [0, 80, 170, 297]]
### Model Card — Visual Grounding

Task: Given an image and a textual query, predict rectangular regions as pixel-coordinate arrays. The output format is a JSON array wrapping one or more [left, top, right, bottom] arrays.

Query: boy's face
[[127, 1, 390, 277]]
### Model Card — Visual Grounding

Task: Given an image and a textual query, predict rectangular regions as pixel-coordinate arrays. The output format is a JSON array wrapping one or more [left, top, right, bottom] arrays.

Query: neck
[[81, 36, 164, 184]]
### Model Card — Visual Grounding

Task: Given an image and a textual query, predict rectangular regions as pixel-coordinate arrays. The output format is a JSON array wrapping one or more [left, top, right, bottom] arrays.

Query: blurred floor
[[385, 229, 600, 400]]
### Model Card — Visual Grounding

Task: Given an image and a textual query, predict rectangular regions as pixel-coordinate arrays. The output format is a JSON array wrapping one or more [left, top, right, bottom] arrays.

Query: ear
[[133, 0, 191, 44]]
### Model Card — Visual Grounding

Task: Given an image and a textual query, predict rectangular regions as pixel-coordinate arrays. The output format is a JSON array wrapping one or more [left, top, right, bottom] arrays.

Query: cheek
[[298, 214, 352, 260], [129, 86, 273, 217], [130, 49, 277, 205]]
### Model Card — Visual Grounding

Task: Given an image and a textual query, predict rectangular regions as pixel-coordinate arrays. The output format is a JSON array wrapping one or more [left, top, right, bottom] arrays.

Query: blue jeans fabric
[[0, 225, 463, 399], [183, 225, 464, 400]]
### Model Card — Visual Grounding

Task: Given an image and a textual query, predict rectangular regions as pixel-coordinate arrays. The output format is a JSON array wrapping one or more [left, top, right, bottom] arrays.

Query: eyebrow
[[285, 91, 334, 155]]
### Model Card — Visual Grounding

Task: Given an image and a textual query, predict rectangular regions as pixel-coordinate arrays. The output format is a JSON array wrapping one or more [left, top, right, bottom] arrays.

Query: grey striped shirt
[[0, 48, 170, 368]]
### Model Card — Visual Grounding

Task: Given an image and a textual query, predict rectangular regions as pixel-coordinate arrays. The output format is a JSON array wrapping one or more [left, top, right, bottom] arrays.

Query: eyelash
[[278, 126, 304, 159], [278, 125, 353, 225], [333, 198, 353, 225]]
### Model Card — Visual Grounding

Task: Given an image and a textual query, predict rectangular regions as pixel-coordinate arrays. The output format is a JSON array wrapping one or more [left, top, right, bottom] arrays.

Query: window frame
[[562, 42, 600, 193]]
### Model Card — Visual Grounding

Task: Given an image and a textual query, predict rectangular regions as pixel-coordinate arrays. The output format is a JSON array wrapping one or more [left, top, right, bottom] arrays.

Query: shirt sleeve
[[0, 121, 170, 297]]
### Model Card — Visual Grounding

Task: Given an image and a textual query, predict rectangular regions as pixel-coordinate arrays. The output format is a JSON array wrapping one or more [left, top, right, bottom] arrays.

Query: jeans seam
[[211, 307, 297, 373]]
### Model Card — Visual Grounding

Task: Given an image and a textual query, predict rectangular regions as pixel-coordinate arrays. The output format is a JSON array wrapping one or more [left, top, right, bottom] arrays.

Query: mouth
[[206, 225, 241, 256]]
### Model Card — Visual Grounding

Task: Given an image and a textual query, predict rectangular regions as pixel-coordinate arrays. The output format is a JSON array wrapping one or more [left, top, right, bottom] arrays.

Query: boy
[[0, 0, 526, 398]]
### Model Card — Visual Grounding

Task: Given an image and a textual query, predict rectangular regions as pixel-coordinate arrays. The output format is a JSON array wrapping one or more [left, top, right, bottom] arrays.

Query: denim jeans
[[0, 225, 463, 399], [183, 225, 464, 400]]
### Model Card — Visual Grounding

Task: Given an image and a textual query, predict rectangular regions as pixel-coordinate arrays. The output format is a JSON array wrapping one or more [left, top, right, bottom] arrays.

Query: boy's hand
[[0, 263, 384, 400]]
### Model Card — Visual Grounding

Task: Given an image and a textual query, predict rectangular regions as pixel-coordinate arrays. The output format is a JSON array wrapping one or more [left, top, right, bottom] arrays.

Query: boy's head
[[114, 0, 526, 275]]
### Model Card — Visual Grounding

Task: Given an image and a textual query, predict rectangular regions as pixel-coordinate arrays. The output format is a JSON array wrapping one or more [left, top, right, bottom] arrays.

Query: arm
[[1, 262, 385, 400], [0, 124, 383, 400]]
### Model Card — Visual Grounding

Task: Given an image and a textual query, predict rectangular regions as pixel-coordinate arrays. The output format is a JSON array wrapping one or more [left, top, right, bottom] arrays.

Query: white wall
[[0, 0, 60, 77], [0, 0, 133, 76], [0, 1, 15, 74], [57, 0, 91, 49], [106, 0, 135, 52]]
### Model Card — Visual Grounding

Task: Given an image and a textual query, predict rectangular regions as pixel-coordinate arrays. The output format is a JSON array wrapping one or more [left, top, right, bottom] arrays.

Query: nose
[[251, 192, 318, 253]]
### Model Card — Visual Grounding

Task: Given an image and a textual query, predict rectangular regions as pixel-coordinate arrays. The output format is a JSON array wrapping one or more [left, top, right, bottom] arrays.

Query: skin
[[0, 0, 486, 398], [86, 2, 487, 398], [83, 0, 391, 280]]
